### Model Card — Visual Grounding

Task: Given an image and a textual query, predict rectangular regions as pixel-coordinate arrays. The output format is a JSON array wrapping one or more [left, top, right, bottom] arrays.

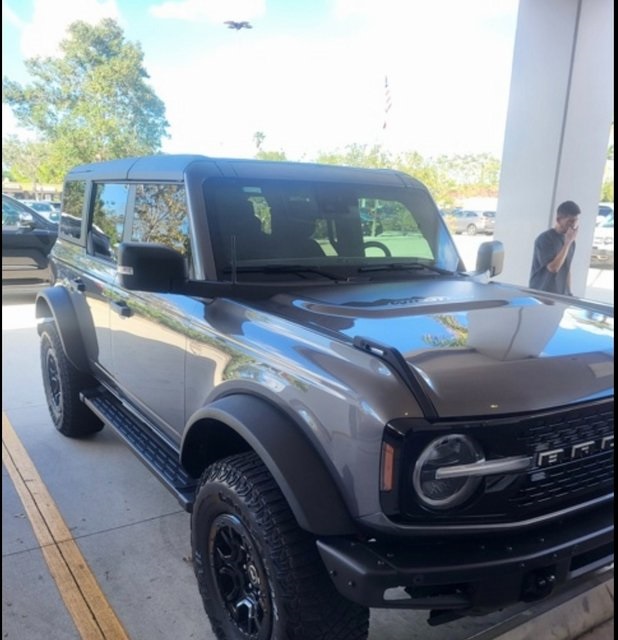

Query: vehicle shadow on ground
[[2, 290, 38, 306]]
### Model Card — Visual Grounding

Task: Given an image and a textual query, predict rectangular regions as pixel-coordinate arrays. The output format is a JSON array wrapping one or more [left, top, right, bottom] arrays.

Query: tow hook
[[521, 568, 557, 602]]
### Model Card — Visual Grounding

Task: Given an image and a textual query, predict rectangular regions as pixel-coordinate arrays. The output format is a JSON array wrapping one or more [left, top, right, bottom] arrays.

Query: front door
[[110, 183, 191, 440]]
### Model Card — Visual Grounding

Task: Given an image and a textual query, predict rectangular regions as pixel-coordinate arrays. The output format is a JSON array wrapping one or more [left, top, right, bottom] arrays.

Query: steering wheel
[[364, 241, 391, 257]]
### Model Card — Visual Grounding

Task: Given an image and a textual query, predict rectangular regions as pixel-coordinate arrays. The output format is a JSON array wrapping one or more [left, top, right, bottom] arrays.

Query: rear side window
[[131, 184, 190, 257], [60, 180, 87, 242]]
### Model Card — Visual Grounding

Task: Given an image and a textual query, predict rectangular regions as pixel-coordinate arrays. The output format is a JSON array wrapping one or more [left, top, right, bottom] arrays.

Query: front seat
[[276, 216, 325, 259], [218, 196, 270, 261]]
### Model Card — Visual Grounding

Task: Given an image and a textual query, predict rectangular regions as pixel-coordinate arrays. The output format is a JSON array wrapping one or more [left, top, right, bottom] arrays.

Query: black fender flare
[[35, 287, 90, 372], [182, 394, 356, 536]]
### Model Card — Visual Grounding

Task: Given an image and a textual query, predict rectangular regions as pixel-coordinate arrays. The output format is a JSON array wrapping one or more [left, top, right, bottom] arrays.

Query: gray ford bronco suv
[[36, 155, 614, 640]]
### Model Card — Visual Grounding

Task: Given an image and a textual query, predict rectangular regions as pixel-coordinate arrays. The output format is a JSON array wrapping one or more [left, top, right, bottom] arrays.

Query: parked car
[[481, 210, 496, 234], [597, 202, 614, 226], [591, 213, 614, 267], [2, 194, 58, 288], [18, 199, 62, 224], [35, 155, 613, 640], [450, 209, 488, 235]]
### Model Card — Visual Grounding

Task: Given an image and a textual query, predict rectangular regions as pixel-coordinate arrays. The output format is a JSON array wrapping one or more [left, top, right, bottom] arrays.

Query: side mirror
[[475, 240, 504, 277], [18, 213, 35, 230], [117, 242, 187, 292]]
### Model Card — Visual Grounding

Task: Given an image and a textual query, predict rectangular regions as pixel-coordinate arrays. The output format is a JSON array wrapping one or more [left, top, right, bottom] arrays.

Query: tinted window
[[2, 196, 27, 228], [60, 181, 87, 241], [91, 183, 129, 262], [131, 184, 190, 257]]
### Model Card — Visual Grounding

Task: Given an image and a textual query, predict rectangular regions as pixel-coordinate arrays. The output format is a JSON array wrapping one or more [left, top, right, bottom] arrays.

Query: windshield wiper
[[224, 264, 341, 281], [358, 262, 455, 275]]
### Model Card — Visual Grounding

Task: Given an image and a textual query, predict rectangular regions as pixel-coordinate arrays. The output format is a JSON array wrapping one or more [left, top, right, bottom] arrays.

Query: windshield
[[204, 178, 461, 280]]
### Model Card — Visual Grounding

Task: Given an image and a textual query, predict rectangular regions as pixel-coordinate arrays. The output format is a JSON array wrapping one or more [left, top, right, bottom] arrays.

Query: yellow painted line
[[2, 412, 130, 640]]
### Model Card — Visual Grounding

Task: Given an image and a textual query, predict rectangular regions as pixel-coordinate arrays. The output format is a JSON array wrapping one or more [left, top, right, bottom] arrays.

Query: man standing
[[529, 200, 581, 295]]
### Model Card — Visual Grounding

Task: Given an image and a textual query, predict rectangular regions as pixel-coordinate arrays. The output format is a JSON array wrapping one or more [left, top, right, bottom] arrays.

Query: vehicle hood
[[259, 278, 614, 418]]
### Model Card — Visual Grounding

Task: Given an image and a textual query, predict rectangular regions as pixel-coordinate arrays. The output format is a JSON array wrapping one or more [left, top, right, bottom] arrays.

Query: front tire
[[40, 322, 102, 438], [191, 451, 370, 640]]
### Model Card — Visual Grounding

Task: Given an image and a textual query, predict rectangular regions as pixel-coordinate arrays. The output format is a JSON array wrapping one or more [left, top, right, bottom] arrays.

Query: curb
[[468, 568, 614, 640]]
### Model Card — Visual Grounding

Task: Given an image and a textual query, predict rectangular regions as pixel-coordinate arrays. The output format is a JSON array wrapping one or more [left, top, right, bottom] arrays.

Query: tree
[[316, 143, 393, 169], [2, 135, 58, 192], [252, 131, 287, 161], [3, 19, 168, 176], [253, 131, 266, 151]]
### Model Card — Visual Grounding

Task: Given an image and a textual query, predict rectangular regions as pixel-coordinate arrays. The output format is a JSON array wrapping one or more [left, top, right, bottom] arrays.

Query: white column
[[495, 0, 614, 296]]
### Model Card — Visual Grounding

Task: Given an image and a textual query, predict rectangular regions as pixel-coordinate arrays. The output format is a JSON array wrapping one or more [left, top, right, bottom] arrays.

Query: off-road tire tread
[[192, 451, 369, 640], [40, 321, 102, 438]]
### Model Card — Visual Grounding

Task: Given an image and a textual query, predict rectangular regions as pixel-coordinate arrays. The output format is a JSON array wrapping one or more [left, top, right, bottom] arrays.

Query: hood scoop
[[300, 298, 508, 318]]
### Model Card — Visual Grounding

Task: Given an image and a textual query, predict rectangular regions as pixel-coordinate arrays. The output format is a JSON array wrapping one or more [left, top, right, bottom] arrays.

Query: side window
[[90, 183, 129, 262], [2, 198, 23, 228], [131, 184, 190, 258], [60, 181, 87, 242]]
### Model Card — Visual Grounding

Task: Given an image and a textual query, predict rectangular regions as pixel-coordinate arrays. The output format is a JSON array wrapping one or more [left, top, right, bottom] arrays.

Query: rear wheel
[[466, 224, 478, 236], [192, 451, 370, 640], [40, 322, 102, 438]]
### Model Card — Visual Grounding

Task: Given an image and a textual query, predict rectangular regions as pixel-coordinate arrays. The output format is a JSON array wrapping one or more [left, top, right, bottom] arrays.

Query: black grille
[[518, 405, 613, 452], [510, 452, 613, 509], [509, 402, 614, 512], [394, 399, 614, 525]]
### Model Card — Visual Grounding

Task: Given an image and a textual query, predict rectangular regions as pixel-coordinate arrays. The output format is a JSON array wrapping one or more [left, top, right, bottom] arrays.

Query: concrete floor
[[2, 244, 614, 639]]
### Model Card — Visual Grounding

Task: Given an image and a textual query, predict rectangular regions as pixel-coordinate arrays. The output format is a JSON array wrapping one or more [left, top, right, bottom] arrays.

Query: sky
[[2, 0, 520, 161]]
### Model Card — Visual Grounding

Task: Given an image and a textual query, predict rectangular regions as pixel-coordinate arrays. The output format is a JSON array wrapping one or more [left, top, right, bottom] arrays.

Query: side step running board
[[81, 388, 197, 511]]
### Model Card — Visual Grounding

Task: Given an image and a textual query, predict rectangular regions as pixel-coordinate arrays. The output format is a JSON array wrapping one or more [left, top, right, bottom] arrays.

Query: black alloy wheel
[[44, 345, 63, 421], [209, 513, 272, 638]]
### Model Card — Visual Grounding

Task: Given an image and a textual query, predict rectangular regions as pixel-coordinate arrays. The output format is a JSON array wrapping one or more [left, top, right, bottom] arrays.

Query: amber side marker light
[[380, 442, 395, 491]]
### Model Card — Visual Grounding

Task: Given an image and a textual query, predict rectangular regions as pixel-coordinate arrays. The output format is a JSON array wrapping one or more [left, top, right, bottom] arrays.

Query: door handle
[[111, 300, 132, 318], [71, 278, 86, 293]]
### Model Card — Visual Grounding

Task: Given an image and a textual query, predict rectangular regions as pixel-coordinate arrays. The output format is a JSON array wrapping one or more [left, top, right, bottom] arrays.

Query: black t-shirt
[[529, 228, 574, 294]]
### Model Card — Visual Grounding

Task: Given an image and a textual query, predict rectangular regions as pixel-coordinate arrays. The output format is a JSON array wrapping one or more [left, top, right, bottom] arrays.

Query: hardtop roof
[[64, 154, 427, 189]]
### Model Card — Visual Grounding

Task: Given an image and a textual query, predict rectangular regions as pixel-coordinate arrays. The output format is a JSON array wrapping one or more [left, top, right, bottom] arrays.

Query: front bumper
[[316, 505, 613, 614]]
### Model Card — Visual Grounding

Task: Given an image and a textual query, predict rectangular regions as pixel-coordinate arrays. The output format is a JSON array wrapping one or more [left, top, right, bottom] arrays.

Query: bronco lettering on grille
[[536, 435, 614, 467]]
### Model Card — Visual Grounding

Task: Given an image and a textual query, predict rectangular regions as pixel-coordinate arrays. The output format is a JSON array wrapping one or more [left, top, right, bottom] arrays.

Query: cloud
[[333, 0, 517, 22], [2, 1, 25, 29], [151, 32, 390, 159], [149, 4, 516, 161], [150, 0, 265, 23], [19, 0, 120, 59]]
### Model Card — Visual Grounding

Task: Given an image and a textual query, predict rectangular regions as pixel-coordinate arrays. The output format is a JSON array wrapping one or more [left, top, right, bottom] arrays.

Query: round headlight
[[412, 434, 483, 510]]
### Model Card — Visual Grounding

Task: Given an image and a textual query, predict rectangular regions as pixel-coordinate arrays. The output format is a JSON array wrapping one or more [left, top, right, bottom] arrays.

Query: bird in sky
[[224, 21, 253, 30]]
